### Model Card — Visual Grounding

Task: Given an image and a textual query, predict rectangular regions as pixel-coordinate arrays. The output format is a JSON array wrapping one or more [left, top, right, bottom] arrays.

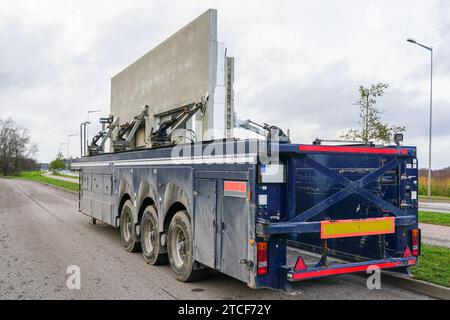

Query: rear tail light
[[411, 229, 421, 256], [257, 242, 269, 276]]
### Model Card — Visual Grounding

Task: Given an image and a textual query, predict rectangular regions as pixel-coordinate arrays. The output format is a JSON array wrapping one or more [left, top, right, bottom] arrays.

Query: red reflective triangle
[[294, 256, 308, 271], [403, 246, 413, 258]]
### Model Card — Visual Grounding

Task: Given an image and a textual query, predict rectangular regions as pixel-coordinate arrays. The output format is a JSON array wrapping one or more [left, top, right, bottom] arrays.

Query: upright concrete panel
[[111, 9, 218, 145]]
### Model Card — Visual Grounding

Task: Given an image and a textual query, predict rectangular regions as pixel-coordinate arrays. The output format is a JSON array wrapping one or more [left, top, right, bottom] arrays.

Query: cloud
[[234, 61, 359, 142], [436, 0, 450, 73], [0, 0, 448, 169]]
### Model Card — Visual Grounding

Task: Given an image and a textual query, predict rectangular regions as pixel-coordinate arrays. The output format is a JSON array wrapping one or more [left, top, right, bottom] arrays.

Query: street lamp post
[[66, 134, 77, 171], [59, 142, 67, 172], [59, 142, 67, 155], [407, 38, 433, 199]]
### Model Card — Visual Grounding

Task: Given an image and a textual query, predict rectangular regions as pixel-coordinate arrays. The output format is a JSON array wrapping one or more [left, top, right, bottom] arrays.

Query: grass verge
[[419, 195, 450, 203], [7, 171, 79, 192], [419, 211, 450, 227], [412, 244, 450, 287]]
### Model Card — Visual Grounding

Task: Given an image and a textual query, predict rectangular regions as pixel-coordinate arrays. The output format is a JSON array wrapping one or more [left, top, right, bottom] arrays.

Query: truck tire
[[140, 205, 168, 265], [167, 211, 207, 282], [120, 200, 141, 253]]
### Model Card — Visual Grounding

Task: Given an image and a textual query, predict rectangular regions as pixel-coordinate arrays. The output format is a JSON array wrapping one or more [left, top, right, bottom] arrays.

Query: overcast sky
[[1, 0, 449, 168]]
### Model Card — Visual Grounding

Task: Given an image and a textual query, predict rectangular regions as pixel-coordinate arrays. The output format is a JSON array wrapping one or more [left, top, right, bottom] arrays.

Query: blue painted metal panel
[[255, 144, 418, 289]]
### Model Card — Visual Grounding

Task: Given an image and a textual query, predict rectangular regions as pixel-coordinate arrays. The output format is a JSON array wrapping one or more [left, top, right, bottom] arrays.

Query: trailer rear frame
[[72, 139, 420, 292]]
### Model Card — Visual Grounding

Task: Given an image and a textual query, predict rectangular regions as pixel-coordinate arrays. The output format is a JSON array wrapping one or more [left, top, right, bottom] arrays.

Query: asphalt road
[[419, 223, 450, 248], [420, 201, 450, 214], [0, 179, 431, 300]]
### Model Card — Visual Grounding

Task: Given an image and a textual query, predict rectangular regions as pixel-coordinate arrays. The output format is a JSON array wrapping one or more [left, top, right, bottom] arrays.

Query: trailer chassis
[[255, 145, 419, 291]]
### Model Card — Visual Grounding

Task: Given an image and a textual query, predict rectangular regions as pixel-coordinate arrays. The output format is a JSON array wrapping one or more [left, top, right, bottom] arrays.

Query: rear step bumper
[[287, 257, 417, 281]]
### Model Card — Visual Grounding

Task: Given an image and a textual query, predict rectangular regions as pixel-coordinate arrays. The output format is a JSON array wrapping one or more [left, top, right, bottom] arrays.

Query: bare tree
[[0, 118, 38, 176], [342, 83, 406, 144]]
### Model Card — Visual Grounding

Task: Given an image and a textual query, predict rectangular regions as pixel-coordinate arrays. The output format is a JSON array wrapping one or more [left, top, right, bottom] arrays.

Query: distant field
[[419, 195, 450, 202], [5, 171, 79, 192], [418, 176, 450, 198]]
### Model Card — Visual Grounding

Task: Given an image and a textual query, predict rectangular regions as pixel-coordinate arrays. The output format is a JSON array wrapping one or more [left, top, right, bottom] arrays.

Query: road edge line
[[382, 271, 450, 300], [10, 178, 78, 195], [36, 181, 78, 194]]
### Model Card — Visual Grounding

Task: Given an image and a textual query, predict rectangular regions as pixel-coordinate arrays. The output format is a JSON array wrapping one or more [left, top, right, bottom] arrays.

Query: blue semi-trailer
[[71, 139, 421, 291]]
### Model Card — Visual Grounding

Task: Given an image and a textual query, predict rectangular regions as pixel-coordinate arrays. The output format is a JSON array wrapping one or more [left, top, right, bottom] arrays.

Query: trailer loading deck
[[72, 139, 421, 291]]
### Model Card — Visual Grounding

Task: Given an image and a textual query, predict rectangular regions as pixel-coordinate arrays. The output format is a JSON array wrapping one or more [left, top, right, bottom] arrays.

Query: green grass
[[419, 211, 450, 227], [419, 195, 450, 202], [412, 244, 450, 287], [10, 171, 79, 192]]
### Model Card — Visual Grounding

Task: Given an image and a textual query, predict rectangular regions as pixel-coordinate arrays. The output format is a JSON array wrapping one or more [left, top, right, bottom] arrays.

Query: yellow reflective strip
[[321, 218, 395, 239]]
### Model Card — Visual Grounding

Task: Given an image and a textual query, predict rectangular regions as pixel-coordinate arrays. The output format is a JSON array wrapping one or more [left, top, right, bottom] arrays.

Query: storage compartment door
[[220, 180, 249, 282], [80, 172, 92, 215], [193, 179, 217, 268]]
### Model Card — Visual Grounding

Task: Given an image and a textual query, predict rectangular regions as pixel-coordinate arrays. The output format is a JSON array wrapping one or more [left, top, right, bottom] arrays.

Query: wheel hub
[[144, 219, 156, 253], [172, 227, 187, 268], [122, 210, 132, 242]]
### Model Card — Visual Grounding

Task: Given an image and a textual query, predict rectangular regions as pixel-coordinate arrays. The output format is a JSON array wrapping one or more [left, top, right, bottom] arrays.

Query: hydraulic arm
[[150, 95, 208, 147], [235, 118, 290, 143]]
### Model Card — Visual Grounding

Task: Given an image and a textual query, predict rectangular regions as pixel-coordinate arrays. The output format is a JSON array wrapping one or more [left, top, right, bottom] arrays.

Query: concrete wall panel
[[110, 9, 218, 144]]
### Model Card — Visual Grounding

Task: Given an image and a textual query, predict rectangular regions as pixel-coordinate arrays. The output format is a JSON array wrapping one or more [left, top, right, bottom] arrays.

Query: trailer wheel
[[120, 200, 141, 253], [141, 205, 168, 265], [167, 211, 207, 282]]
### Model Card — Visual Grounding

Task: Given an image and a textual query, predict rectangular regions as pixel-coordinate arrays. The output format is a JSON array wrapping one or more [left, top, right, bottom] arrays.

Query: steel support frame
[[286, 256, 417, 281], [260, 155, 411, 237]]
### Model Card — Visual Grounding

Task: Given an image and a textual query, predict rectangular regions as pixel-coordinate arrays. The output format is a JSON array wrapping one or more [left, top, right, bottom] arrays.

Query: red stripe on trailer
[[291, 259, 415, 280], [224, 181, 247, 193], [299, 145, 408, 155]]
